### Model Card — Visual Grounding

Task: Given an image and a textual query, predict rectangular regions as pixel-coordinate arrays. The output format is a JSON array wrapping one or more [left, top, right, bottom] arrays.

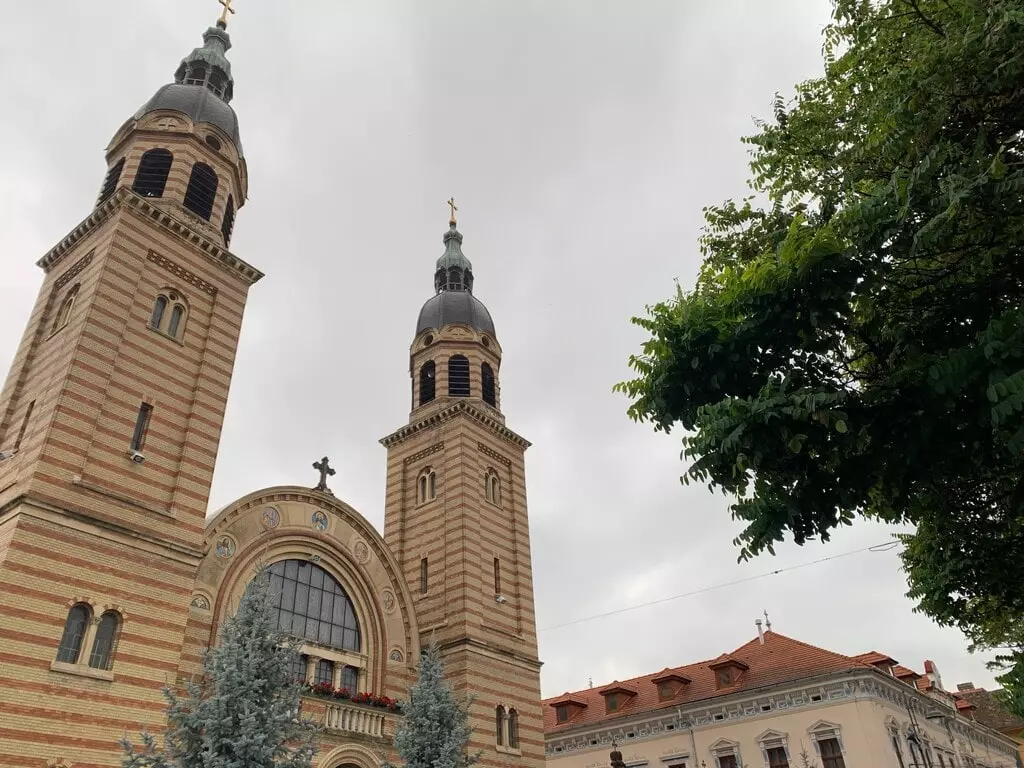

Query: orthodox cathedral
[[0, 9, 542, 768]]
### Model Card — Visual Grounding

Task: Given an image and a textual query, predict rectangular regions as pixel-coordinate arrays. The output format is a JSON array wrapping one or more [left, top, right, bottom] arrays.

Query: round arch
[[318, 743, 380, 768]]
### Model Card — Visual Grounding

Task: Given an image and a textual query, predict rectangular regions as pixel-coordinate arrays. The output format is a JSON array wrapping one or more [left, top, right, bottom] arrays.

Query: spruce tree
[[385, 645, 477, 768], [121, 567, 319, 768]]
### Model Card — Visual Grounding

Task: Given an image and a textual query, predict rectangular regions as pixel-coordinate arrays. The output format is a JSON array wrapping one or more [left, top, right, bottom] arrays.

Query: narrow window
[[419, 361, 436, 405], [448, 355, 470, 397], [482, 362, 496, 406], [819, 740, 845, 768], [718, 757, 738, 768], [221, 194, 235, 246], [341, 664, 359, 692], [13, 400, 35, 452], [150, 295, 168, 329], [183, 163, 218, 220], [314, 659, 334, 686], [52, 285, 79, 334], [418, 468, 436, 504], [507, 709, 519, 748], [428, 471, 436, 498], [418, 474, 427, 503], [493, 557, 501, 595], [97, 157, 125, 205], [767, 748, 789, 768], [88, 611, 119, 670], [489, 474, 501, 506], [133, 149, 173, 198], [495, 705, 505, 746], [556, 704, 569, 723], [420, 557, 428, 594], [130, 403, 153, 452], [56, 604, 91, 663], [168, 305, 185, 339]]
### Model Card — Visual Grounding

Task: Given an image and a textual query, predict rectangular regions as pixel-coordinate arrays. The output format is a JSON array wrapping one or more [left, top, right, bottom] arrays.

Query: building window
[[891, 733, 906, 768], [341, 664, 359, 692], [150, 295, 168, 329], [266, 560, 360, 652], [419, 361, 436, 405], [448, 355, 470, 397], [130, 403, 153, 453], [605, 694, 619, 713], [150, 291, 188, 340], [419, 557, 428, 594], [288, 652, 308, 683], [716, 668, 734, 687], [718, 757, 738, 768], [496, 705, 506, 746], [52, 284, 80, 334], [493, 557, 501, 595], [767, 748, 789, 768], [168, 304, 185, 339], [87, 611, 120, 670], [133, 148, 173, 198], [418, 467, 436, 504], [555, 704, 569, 723], [819, 740, 845, 768], [482, 362, 496, 406], [185, 64, 207, 86], [183, 162, 218, 220], [221, 194, 235, 246], [314, 659, 334, 686], [13, 400, 35, 453], [507, 708, 519, 748], [485, 469, 501, 506], [56, 604, 91, 664], [98, 157, 125, 205]]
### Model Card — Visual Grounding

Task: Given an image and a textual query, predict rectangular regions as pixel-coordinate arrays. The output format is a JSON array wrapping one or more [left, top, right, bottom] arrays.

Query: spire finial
[[217, 0, 236, 28], [447, 196, 458, 225], [764, 609, 772, 631]]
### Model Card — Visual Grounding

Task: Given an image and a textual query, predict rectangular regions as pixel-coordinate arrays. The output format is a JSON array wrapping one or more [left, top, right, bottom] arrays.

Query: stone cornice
[[36, 188, 263, 286], [380, 400, 531, 450], [545, 669, 1020, 758]]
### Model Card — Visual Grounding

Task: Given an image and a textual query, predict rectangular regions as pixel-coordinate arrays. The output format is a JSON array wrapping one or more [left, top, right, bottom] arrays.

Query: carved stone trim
[[55, 251, 95, 290], [478, 442, 512, 467], [404, 442, 444, 465], [381, 401, 530, 450], [146, 251, 217, 296]]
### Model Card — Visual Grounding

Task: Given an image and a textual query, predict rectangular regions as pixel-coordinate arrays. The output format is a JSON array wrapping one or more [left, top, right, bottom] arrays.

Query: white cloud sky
[[0, 0, 999, 698]]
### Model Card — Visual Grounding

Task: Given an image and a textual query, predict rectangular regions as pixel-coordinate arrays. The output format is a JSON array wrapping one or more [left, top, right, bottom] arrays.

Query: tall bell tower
[[382, 205, 544, 768], [0, 10, 260, 767]]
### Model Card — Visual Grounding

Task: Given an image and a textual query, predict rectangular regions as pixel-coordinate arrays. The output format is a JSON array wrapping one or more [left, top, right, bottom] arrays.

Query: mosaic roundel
[[311, 510, 329, 531], [262, 506, 281, 529], [389, 648, 404, 662], [353, 539, 370, 564], [215, 535, 235, 559]]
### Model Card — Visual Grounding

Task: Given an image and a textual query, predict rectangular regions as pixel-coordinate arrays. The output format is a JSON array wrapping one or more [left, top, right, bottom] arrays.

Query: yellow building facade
[[0, 14, 542, 768]]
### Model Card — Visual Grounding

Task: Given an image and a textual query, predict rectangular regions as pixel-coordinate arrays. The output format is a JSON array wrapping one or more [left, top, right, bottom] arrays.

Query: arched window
[[52, 284, 79, 334], [185, 64, 207, 86], [97, 157, 125, 205], [495, 705, 506, 746], [183, 162, 218, 220], [133, 149, 173, 198], [482, 362, 496, 406], [221, 194, 236, 246], [55, 603, 91, 664], [448, 355, 470, 397], [485, 469, 501, 506], [88, 611, 120, 670], [508, 709, 519, 748], [150, 295, 167, 329], [168, 304, 186, 339], [418, 467, 436, 504], [419, 361, 436, 405], [267, 560, 361, 652]]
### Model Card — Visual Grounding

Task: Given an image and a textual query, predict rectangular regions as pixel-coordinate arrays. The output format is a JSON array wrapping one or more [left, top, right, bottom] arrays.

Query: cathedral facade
[[0, 15, 543, 768]]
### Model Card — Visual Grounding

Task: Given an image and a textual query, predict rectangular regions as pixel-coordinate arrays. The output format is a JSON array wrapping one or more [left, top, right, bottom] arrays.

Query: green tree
[[121, 568, 319, 768], [616, 0, 1024, 712], [384, 645, 477, 768]]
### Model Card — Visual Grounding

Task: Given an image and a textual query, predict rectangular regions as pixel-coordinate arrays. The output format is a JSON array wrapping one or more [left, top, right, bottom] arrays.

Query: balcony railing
[[322, 701, 387, 738]]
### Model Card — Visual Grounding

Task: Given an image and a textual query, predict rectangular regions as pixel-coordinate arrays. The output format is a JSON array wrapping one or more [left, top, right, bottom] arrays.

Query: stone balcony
[[301, 695, 396, 740]]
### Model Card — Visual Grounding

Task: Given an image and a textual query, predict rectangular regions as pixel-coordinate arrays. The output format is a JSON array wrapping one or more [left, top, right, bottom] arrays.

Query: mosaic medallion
[[311, 510, 328, 531], [262, 506, 281, 529], [215, 535, 234, 559]]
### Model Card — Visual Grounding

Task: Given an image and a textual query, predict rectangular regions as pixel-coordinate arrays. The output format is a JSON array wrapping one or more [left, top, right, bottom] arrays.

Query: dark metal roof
[[134, 84, 243, 156], [416, 291, 496, 337]]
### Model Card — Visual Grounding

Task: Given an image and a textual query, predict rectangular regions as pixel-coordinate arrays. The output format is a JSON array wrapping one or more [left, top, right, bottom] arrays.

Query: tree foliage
[[616, 0, 1024, 713], [121, 568, 319, 768], [384, 645, 477, 768]]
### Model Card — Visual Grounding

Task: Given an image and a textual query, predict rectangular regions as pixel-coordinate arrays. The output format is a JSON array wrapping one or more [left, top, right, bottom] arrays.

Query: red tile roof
[[853, 651, 899, 667], [542, 632, 872, 734]]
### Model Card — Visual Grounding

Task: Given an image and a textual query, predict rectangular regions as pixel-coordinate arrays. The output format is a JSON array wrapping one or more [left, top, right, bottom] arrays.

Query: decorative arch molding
[[318, 743, 381, 768]]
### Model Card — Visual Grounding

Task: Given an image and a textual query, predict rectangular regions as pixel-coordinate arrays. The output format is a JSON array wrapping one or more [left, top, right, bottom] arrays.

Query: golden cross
[[447, 197, 458, 224], [218, 0, 236, 26]]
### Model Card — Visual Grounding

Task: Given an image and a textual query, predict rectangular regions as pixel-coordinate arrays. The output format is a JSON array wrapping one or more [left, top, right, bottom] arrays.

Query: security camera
[[495, 594, 507, 604], [128, 450, 146, 465]]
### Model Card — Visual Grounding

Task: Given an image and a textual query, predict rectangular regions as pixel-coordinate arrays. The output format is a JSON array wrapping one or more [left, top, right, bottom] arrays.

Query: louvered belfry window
[[133, 149, 173, 198], [448, 355, 470, 397], [183, 162, 218, 220]]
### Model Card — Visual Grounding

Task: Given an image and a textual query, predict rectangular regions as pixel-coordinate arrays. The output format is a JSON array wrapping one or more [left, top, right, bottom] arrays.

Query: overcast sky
[[0, 1, 1000, 696]]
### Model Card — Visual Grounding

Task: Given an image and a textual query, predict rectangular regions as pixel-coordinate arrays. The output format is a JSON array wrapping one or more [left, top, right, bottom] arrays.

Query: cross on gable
[[313, 456, 335, 495]]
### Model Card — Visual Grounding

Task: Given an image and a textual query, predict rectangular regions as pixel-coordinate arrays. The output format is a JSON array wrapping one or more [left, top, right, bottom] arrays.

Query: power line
[[539, 540, 901, 633]]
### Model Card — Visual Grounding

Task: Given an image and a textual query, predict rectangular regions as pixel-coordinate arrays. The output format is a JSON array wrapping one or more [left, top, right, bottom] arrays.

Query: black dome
[[416, 291, 496, 337], [135, 84, 243, 156]]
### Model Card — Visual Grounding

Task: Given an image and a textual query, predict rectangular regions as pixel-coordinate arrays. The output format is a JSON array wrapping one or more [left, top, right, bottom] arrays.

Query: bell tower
[[382, 206, 544, 768], [0, 11, 260, 767]]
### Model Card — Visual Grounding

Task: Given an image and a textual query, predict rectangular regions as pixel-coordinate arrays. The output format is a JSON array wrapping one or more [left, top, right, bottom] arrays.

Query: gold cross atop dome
[[447, 197, 458, 225], [218, 0, 236, 26]]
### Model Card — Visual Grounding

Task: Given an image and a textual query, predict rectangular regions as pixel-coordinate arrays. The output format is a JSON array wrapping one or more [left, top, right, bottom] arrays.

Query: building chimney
[[957, 682, 975, 692], [756, 618, 765, 644]]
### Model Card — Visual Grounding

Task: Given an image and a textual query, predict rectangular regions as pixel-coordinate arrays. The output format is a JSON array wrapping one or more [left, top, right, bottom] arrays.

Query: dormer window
[[709, 657, 749, 690], [652, 672, 691, 702], [556, 705, 569, 723], [599, 684, 637, 714], [549, 695, 588, 725]]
